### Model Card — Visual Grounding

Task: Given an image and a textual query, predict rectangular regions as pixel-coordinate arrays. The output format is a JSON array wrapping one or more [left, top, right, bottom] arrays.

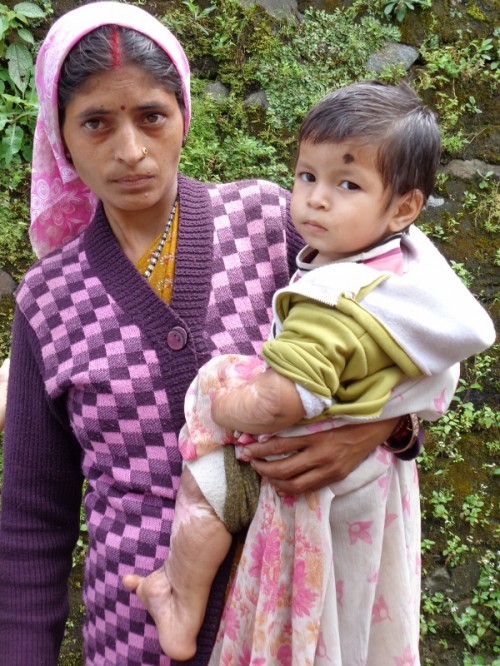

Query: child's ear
[[389, 190, 424, 232]]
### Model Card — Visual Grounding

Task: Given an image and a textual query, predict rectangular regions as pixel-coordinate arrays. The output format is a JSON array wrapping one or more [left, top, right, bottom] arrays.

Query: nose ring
[[142, 147, 148, 156]]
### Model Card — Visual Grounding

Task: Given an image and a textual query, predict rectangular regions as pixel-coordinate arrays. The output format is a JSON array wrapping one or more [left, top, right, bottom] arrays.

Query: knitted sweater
[[0, 174, 302, 666]]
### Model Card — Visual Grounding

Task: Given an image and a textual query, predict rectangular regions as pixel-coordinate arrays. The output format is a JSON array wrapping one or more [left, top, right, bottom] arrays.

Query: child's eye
[[299, 172, 315, 183], [339, 180, 360, 190]]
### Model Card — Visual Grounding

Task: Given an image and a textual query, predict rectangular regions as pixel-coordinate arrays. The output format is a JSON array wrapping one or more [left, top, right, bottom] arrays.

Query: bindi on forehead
[[120, 105, 126, 111], [343, 153, 355, 164]]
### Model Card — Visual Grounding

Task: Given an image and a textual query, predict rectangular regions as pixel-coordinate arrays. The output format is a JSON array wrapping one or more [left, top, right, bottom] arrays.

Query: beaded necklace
[[143, 198, 178, 280]]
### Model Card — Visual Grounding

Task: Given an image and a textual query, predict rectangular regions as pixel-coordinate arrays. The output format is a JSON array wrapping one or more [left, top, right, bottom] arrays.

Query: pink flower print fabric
[[180, 354, 422, 664], [211, 480, 334, 665], [211, 452, 421, 665], [178, 354, 267, 461]]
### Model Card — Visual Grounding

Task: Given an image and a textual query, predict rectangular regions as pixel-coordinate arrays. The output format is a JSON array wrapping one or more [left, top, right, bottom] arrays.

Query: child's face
[[291, 140, 407, 264]]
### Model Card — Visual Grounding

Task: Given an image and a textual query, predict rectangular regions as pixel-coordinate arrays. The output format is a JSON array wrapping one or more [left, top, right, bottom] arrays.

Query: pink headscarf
[[30, 1, 191, 258]]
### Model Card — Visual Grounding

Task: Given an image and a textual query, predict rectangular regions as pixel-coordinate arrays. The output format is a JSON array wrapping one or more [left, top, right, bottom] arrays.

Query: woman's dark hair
[[298, 81, 441, 202], [58, 25, 184, 127]]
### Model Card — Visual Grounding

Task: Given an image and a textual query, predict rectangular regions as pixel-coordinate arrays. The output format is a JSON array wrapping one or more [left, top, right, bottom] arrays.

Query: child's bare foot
[[123, 467, 232, 659], [122, 558, 204, 661]]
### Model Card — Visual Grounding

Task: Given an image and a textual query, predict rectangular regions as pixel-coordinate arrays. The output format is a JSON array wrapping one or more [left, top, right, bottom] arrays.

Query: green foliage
[[465, 3, 487, 23], [0, 2, 48, 91], [414, 30, 499, 156], [383, 0, 432, 23], [165, 0, 280, 87], [442, 534, 469, 568], [167, 1, 400, 175], [252, 8, 400, 137], [421, 553, 500, 659], [461, 493, 487, 527], [429, 488, 454, 525], [0, 1, 51, 165], [180, 78, 288, 185], [0, 162, 34, 275], [471, 178, 499, 234], [419, 344, 499, 661], [450, 260, 474, 288], [421, 36, 498, 83], [419, 213, 459, 243]]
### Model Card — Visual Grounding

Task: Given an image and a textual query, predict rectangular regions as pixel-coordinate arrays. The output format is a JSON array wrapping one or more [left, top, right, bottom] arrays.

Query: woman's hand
[[242, 418, 398, 494]]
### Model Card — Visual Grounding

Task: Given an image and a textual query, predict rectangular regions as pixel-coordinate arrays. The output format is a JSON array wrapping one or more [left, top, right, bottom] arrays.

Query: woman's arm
[[243, 418, 402, 494], [0, 311, 83, 664]]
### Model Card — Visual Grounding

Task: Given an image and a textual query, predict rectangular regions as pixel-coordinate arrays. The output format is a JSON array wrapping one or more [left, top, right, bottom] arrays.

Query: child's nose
[[308, 184, 330, 209]]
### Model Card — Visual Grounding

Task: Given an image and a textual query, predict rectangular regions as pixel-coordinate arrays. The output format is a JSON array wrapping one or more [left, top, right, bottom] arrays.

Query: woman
[[0, 4, 412, 665]]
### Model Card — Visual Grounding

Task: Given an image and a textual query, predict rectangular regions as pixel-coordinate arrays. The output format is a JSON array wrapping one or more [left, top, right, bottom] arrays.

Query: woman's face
[[61, 64, 184, 224]]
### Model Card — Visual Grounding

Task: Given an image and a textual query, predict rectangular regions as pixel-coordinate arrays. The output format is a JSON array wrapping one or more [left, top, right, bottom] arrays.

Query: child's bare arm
[[211, 368, 305, 434]]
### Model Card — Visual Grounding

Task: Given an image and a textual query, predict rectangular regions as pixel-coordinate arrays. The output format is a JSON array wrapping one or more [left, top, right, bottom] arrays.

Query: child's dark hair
[[58, 26, 184, 127], [298, 81, 441, 202]]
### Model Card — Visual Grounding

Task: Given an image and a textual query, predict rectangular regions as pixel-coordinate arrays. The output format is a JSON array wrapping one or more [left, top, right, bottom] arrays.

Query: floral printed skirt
[[181, 354, 422, 666]]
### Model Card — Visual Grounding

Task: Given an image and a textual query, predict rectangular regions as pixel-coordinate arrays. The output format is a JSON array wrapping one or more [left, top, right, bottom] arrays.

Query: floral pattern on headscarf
[[30, 1, 191, 258]]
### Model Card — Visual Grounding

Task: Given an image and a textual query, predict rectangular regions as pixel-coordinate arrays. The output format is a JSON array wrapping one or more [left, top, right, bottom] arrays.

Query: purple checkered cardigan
[[0, 174, 302, 666]]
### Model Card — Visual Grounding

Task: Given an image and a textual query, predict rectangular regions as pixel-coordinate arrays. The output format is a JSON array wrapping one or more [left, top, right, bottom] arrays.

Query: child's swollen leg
[[122, 466, 232, 660]]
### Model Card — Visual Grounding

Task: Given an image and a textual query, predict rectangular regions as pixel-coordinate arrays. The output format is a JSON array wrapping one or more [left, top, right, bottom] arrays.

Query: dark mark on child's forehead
[[343, 153, 355, 164]]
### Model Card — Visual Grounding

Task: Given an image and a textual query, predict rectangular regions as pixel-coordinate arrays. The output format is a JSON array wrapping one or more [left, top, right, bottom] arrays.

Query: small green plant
[[470, 179, 499, 233], [383, 0, 432, 23], [464, 96, 482, 115], [453, 606, 488, 650], [421, 591, 448, 637], [0, 2, 49, 92], [450, 260, 474, 288], [477, 170, 494, 190], [434, 171, 449, 194], [0, 1, 51, 165], [180, 0, 216, 29], [442, 533, 469, 568], [429, 489, 454, 525], [419, 214, 459, 243], [461, 493, 486, 527], [463, 191, 478, 210]]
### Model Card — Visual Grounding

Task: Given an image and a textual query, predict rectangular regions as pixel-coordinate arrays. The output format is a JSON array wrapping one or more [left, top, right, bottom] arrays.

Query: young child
[[123, 81, 495, 664]]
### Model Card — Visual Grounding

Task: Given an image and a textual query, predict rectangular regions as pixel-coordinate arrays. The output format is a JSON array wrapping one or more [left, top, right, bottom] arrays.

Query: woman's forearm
[[211, 368, 305, 434]]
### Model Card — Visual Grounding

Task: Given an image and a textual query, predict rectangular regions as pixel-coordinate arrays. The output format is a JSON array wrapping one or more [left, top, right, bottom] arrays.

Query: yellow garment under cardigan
[[135, 205, 179, 301]]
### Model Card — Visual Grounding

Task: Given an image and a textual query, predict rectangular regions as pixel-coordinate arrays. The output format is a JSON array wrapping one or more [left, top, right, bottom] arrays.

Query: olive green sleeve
[[262, 296, 422, 419]]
